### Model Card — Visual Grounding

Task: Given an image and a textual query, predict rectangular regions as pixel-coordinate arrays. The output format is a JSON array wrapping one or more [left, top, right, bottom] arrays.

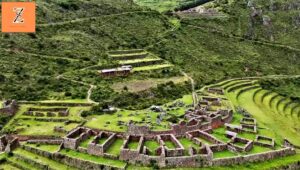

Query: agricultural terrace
[[3, 103, 91, 136], [208, 78, 300, 146], [106, 49, 174, 73], [134, 0, 205, 12]]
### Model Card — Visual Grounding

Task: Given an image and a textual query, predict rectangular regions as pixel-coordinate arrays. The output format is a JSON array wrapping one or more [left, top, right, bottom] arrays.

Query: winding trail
[[56, 75, 97, 104], [87, 85, 97, 104], [181, 71, 198, 107]]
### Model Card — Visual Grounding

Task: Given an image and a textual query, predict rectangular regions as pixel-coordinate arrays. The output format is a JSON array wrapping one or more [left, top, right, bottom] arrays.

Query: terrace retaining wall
[[18, 101, 93, 107], [27, 139, 63, 145], [14, 154, 53, 170], [211, 148, 296, 166], [9, 135, 62, 142], [113, 53, 148, 61], [22, 145, 126, 170], [124, 60, 164, 67]]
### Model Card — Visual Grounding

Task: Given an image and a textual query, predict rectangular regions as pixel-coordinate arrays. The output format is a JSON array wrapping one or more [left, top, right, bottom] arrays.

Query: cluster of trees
[[0, 115, 11, 130], [89, 81, 191, 112], [0, 73, 87, 101]]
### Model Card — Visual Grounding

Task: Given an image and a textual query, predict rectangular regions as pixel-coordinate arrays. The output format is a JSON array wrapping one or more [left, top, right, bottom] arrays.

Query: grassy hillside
[[179, 0, 300, 47], [146, 0, 300, 87], [150, 23, 300, 87], [0, 0, 178, 105]]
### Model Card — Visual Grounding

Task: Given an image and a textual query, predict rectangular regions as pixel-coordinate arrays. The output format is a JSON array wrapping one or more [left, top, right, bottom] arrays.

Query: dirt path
[[87, 85, 97, 104], [181, 71, 198, 107], [56, 75, 97, 104]]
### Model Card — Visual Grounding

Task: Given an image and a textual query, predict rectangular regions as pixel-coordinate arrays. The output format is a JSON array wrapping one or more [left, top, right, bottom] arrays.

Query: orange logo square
[[1, 2, 36, 33]]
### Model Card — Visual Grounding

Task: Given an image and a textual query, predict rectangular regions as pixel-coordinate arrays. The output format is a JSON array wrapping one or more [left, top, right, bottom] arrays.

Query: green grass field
[[25, 144, 60, 153], [98, 137, 109, 145], [106, 139, 124, 156], [213, 150, 237, 159], [128, 141, 140, 150], [164, 140, 177, 149], [79, 136, 95, 148], [211, 127, 230, 143], [144, 140, 160, 155], [178, 138, 200, 155], [5, 119, 79, 136]]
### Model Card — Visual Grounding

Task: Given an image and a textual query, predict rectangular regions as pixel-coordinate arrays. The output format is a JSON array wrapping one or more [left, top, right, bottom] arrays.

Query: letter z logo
[[2, 2, 36, 33], [13, 7, 25, 24]]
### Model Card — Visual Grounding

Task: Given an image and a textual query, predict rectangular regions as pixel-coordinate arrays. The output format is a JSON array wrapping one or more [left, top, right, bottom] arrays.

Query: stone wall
[[171, 121, 211, 135], [5, 137, 19, 153], [34, 118, 69, 122], [127, 145, 213, 168], [212, 148, 296, 166], [18, 101, 93, 107], [210, 144, 228, 152], [165, 154, 212, 168], [127, 125, 150, 135], [27, 139, 63, 145], [159, 134, 185, 157], [108, 49, 145, 55], [113, 53, 148, 61], [283, 139, 300, 149], [220, 110, 233, 123], [273, 161, 300, 170], [241, 124, 257, 133], [25, 107, 69, 118], [0, 135, 7, 151], [228, 137, 253, 152], [254, 135, 275, 149], [28, 107, 68, 112], [127, 109, 232, 138], [63, 127, 92, 149], [9, 135, 62, 142], [126, 109, 233, 137], [187, 130, 224, 145], [22, 145, 126, 170], [210, 115, 223, 129], [14, 154, 52, 170], [207, 88, 224, 95], [120, 136, 144, 163], [0, 100, 18, 115], [126, 60, 164, 67], [87, 133, 116, 156]]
